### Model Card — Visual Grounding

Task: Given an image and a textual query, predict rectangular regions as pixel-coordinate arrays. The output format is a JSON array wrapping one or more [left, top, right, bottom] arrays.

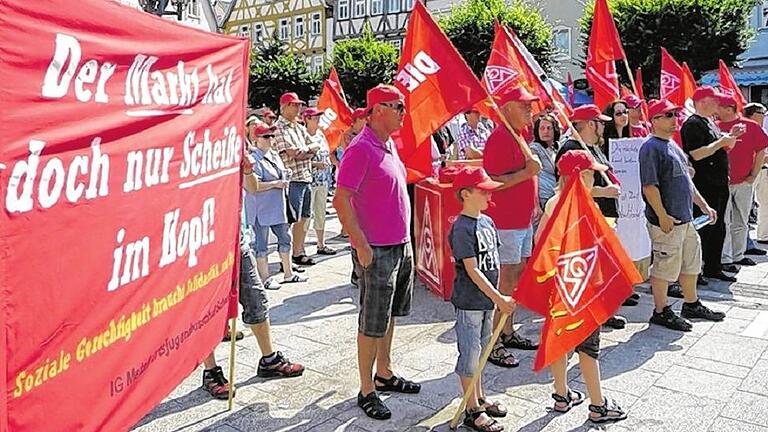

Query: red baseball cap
[[279, 92, 306, 106], [692, 86, 722, 102], [253, 123, 277, 136], [351, 107, 369, 120], [365, 84, 404, 112], [624, 95, 643, 109], [570, 104, 611, 123], [452, 166, 503, 191], [717, 93, 738, 107], [647, 99, 681, 118], [262, 109, 277, 118], [494, 86, 539, 105], [557, 150, 608, 176], [303, 107, 322, 117]]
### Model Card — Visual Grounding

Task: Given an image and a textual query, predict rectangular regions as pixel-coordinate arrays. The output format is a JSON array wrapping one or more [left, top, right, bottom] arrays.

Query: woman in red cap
[[536, 150, 628, 425]]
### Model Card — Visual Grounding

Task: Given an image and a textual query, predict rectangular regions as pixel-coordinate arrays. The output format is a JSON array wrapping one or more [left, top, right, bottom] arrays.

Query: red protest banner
[[317, 79, 352, 152], [0, 1, 249, 431], [719, 59, 747, 112], [586, 0, 625, 109]]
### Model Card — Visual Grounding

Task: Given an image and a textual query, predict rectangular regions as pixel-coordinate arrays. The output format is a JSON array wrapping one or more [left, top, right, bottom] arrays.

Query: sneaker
[[735, 257, 757, 266], [501, 331, 539, 350], [603, 316, 627, 329], [697, 275, 709, 286], [650, 306, 692, 332], [202, 366, 234, 400], [681, 300, 726, 322], [667, 282, 684, 299], [721, 264, 739, 273], [705, 271, 737, 282], [257, 351, 305, 378], [746, 247, 767, 256]]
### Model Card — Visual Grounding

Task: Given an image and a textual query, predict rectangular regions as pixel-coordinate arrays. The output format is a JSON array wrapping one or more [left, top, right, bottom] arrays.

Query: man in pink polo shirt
[[483, 86, 542, 367], [333, 84, 419, 421]]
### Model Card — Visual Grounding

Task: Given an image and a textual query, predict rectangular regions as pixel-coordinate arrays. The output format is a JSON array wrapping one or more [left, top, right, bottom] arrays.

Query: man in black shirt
[[681, 87, 745, 282]]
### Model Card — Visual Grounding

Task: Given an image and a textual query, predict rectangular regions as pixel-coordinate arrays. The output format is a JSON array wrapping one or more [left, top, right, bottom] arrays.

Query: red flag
[[317, 79, 352, 152], [514, 176, 642, 371], [328, 66, 347, 103], [585, 0, 625, 109], [395, 0, 488, 181], [719, 59, 747, 112], [0, 0, 248, 430], [660, 47, 685, 105], [634, 67, 645, 101], [566, 71, 575, 106]]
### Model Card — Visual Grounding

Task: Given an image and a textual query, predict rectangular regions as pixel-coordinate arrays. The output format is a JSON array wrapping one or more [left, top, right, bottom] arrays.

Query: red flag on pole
[[328, 66, 347, 103], [566, 71, 575, 106], [395, 0, 488, 181], [586, 0, 625, 109], [719, 60, 747, 112], [317, 80, 353, 152], [660, 47, 685, 105], [634, 67, 645, 101], [514, 176, 642, 371]]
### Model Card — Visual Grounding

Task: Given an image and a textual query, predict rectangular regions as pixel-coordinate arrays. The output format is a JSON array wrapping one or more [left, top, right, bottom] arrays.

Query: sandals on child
[[488, 342, 519, 368], [374, 374, 421, 394], [551, 389, 586, 413], [478, 398, 507, 418], [357, 391, 391, 420], [283, 274, 308, 283], [588, 397, 627, 423], [464, 408, 505, 432]]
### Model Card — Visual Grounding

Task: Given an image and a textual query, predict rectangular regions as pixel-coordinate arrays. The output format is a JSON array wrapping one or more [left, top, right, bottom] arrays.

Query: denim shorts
[[352, 243, 414, 338], [454, 309, 493, 377], [251, 222, 291, 258], [239, 241, 269, 325], [288, 181, 312, 219], [497, 226, 534, 265]]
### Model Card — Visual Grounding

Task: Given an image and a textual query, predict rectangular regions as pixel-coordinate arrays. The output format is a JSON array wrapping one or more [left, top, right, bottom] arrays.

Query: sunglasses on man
[[258, 134, 275, 139], [380, 102, 405, 114], [652, 111, 679, 120]]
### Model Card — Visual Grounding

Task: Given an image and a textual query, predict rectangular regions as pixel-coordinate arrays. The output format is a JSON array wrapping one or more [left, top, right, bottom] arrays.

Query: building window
[[390, 39, 402, 52], [387, 0, 400, 13], [402, 0, 414, 11], [311, 13, 322, 35], [552, 26, 571, 60], [354, 0, 366, 17], [187, 0, 200, 17], [240, 25, 250, 38], [279, 18, 290, 40], [313, 55, 324, 73], [253, 23, 264, 42], [338, 0, 349, 20], [371, 0, 383, 15], [762, 1, 768, 28], [295, 16, 305, 38]]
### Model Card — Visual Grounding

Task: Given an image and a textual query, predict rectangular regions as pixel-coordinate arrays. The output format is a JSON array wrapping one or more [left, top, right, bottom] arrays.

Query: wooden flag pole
[[227, 317, 237, 411], [449, 313, 509, 430], [623, 59, 639, 100]]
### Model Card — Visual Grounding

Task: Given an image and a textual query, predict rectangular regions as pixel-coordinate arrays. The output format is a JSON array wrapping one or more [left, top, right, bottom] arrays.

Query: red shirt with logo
[[717, 117, 768, 185], [482, 126, 537, 229]]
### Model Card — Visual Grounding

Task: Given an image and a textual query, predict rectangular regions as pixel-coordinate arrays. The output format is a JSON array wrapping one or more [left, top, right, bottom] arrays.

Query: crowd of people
[[200, 80, 768, 431]]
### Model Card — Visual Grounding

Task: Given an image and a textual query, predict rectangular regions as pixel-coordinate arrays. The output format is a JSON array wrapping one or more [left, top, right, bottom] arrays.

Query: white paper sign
[[609, 138, 652, 261]]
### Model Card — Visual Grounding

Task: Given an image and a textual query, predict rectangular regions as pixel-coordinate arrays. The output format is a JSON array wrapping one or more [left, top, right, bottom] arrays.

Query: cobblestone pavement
[[134, 204, 768, 432]]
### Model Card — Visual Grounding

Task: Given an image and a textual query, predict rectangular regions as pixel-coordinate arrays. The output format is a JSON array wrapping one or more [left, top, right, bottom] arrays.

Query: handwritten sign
[[609, 138, 651, 261]]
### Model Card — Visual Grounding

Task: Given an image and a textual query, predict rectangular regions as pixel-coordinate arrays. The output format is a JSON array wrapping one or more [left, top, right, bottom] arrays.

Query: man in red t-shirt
[[483, 86, 542, 367], [717, 94, 768, 268]]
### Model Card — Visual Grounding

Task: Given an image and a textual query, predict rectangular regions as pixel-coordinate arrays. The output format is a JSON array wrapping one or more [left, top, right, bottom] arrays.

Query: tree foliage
[[579, 0, 759, 97], [330, 25, 400, 108], [248, 36, 322, 110], [438, 0, 556, 79]]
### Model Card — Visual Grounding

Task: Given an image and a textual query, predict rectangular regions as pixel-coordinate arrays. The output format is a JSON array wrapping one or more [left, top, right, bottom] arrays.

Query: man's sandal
[[552, 389, 586, 413], [357, 392, 391, 420], [588, 397, 627, 423], [488, 343, 519, 368], [478, 398, 507, 417], [374, 374, 421, 394], [463, 408, 505, 432]]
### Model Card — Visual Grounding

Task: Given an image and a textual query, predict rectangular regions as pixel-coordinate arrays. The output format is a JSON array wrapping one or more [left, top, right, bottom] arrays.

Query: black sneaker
[[697, 275, 709, 286], [707, 272, 737, 282], [735, 257, 757, 266], [745, 248, 767, 256], [650, 306, 692, 332], [603, 316, 627, 329], [667, 282, 684, 299], [202, 366, 234, 400], [681, 300, 726, 322], [721, 264, 739, 273], [501, 331, 539, 350]]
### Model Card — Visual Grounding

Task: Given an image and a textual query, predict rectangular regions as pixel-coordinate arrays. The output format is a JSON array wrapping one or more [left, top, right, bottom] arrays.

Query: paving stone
[[687, 332, 768, 368], [654, 365, 742, 402], [678, 356, 751, 379], [575, 361, 662, 397], [740, 359, 768, 396], [597, 326, 699, 375], [726, 307, 763, 321], [616, 387, 721, 432], [708, 418, 768, 432], [722, 391, 768, 427]]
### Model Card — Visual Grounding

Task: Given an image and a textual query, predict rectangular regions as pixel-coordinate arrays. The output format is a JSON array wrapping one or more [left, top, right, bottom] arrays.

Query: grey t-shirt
[[449, 214, 499, 310], [639, 135, 694, 226]]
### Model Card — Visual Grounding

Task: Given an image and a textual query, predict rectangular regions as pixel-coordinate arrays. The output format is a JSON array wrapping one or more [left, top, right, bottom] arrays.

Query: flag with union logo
[[514, 175, 642, 371]]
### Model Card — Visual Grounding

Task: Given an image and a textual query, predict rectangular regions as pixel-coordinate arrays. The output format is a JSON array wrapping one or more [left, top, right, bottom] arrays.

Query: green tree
[[439, 0, 556, 79], [248, 36, 322, 110], [579, 0, 759, 97], [330, 25, 400, 108]]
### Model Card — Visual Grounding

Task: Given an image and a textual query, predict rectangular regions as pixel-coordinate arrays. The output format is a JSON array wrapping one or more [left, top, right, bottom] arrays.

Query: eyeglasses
[[380, 102, 405, 114], [614, 111, 628, 116], [258, 134, 275, 139], [653, 111, 678, 120]]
